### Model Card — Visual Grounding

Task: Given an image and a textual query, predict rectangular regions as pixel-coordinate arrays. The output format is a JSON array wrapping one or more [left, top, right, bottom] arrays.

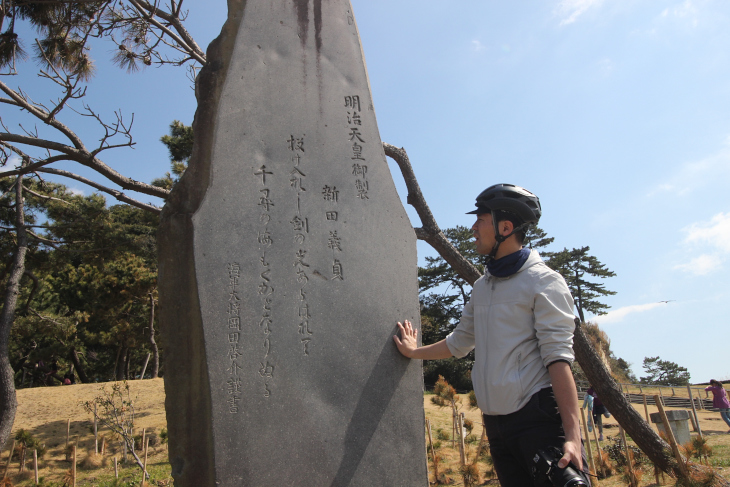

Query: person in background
[[582, 388, 594, 432], [586, 386, 607, 441], [705, 379, 730, 433]]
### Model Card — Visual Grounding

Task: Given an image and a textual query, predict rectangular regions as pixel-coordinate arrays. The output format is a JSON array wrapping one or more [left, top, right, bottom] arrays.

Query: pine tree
[[547, 246, 616, 323]]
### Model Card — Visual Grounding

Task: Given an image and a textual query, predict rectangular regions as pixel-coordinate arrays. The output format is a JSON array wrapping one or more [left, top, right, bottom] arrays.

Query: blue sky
[[4, 0, 730, 383]]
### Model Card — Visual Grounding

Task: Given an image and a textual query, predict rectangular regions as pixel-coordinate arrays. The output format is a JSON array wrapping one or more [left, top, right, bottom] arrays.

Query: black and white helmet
[[466, 183, 541, 224]]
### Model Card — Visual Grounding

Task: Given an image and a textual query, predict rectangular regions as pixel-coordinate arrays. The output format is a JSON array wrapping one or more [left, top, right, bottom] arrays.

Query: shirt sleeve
[[445, 294, 476, 359], [533, 272, 577, 368]]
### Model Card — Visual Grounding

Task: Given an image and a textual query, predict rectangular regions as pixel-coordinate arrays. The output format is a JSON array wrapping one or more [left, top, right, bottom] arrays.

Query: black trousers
[[482, 387, 590, 487]]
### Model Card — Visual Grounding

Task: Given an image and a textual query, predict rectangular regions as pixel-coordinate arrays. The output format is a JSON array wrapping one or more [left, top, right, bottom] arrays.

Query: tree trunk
[[0, 177, 28, 449], [148, 292, 159, 378], [69, 346, 89, 383], [116, 346, 128, 381], [113, 344, 122, 380], [124, 348, 131, 380], [573, 319, 673, 467]]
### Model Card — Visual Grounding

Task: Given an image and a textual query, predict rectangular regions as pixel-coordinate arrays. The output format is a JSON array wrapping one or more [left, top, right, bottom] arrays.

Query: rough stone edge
[[157, 1, 247, 485]]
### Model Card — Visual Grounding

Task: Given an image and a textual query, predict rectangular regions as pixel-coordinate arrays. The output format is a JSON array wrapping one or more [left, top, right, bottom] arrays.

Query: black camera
[[531, 446, 589, 487]]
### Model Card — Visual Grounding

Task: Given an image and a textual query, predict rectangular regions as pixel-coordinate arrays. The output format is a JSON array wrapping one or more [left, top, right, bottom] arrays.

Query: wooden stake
[[114, 456, 118, 478], [451, 410, 456, 449], [687, 386, 701, 435], [141, 437, 150, 486], [33, 449, 38, 484], [94, 403, 98, 454], [3, 439, 15, 478], [457, 413, 466, 466], [66, 418, 70, 451], [580, 408, 597, 482], [643, 395, 660, 486], [590, 412, 602, 453], [619, 427, 637, 487], [472, 426, 487, 467], [654, 394, 689, 478], [72, 445, 77, 487], [101, 436, 106, 456], [688, 412, 698, 433], [140, 352, 151, 380], [425, 419, 439, 481], [18, 444, 25, 473]]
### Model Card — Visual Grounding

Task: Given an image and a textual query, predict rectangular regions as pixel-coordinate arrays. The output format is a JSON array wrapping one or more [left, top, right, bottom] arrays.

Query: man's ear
[[499, 220, 514, 236]]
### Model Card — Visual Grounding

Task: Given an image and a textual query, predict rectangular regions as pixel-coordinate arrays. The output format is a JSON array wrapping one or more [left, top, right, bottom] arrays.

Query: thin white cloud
[[556, 0, 604, 26], [673, 212, 730, 275], [648, 142, 730, 197], [471, 40, 486, 52], [683, 212, 730, 252], [594, 301, 667, 324], [674, 254, 716, 275], [596, 58, 614, 76], [658, 0, 699, 28], [667, 0, 698, 18], [0, 154, 21, 172], [68, 188, 85, 196]]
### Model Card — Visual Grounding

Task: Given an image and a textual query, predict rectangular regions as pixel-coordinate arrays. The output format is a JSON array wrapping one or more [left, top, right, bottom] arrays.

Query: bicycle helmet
[[467, 184, 541, 260], [466, 183, 541, 223]]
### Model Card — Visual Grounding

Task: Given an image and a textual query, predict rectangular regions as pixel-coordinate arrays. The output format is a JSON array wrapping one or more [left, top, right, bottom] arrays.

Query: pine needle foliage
[[459, 463, 480, 487], [546, 245, 616, 322], [682, 437, 713, 466], [621, 449, 644, 487], [13, 429, 46, 457], [4, 1, 104, 78], [594, 449, 616, 479]]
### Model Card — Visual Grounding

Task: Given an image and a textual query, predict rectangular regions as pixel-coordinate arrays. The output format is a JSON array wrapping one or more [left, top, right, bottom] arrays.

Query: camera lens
[[564, 478, 588, 487]]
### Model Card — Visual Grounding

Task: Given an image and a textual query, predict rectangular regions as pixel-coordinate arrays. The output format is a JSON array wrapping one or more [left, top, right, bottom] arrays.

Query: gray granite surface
[[158, 1, 427, 485]]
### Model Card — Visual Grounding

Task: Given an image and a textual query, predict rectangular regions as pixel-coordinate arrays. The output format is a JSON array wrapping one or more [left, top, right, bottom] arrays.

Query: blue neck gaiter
[[487, 247, 531, 278]]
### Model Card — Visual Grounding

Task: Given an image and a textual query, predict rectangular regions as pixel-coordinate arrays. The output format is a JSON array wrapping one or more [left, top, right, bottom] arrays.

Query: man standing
[[394, 184, 588, 486]]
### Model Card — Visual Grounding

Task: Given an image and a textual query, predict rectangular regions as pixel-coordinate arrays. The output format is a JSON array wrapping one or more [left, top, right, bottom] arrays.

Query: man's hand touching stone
[[393, 320, 418, 358]]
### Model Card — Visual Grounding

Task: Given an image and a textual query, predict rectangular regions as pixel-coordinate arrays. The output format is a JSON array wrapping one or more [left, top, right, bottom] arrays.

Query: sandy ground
[[10, 378, 168, 448]]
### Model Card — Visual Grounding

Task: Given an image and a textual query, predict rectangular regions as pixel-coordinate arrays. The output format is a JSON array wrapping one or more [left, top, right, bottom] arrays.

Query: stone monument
[[158, 1, 427, 485], [650, 410, 692, 446]]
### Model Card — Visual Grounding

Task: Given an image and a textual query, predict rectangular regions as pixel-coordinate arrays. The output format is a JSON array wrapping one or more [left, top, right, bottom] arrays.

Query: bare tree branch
[[383, 143, 482, 284], [0, 79, 85, 149], [22, 186, 72, 205], [37, 167, 162, 214], [0, 133, 83, 157]]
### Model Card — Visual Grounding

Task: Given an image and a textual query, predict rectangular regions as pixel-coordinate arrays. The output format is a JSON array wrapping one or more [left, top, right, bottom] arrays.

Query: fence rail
[[576, 381, 718, 411]]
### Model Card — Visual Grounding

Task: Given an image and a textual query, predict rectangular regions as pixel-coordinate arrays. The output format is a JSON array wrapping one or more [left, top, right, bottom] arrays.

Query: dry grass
[[424, 393, 730, 487], [2, 379, 170, 486], [3, 381, 730, 486]]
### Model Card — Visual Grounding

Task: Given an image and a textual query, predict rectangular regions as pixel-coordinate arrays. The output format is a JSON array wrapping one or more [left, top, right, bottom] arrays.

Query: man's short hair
[[493, 210, 528, 245]]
